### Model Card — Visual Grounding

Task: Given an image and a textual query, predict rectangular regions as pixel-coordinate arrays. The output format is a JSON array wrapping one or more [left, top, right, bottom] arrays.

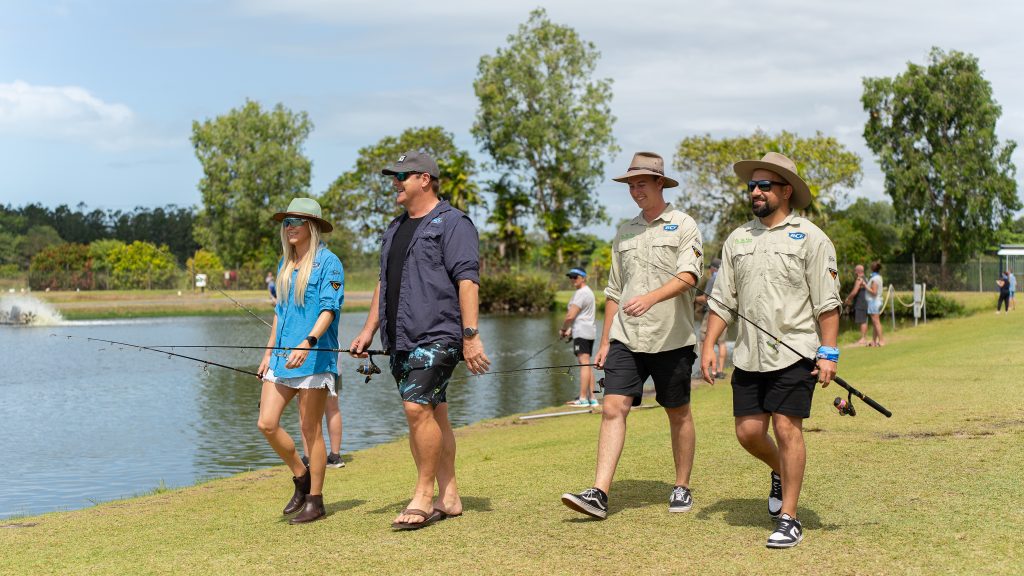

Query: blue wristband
[[816, 346, 840, 363]]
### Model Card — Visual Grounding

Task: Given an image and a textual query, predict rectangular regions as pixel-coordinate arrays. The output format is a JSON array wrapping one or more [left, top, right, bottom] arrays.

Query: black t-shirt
[[386, 215, 424, 346]]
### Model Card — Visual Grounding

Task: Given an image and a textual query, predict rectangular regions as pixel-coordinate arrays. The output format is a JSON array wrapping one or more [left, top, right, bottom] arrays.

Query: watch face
[[463, 327, 478, 337]]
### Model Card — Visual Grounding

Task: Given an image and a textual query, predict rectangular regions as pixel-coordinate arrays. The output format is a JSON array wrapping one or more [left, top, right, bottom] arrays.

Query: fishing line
[[624, 253, 892, 417], [448, 363, 597, 384], [146, 344, 389, 355], [54, 334, 260, 377]]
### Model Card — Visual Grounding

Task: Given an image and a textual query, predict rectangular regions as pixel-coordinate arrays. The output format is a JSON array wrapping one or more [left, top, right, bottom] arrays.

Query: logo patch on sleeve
[[330, 281, 342, 290], [692, 246, 703, 259], [827, 268, 838, 280]]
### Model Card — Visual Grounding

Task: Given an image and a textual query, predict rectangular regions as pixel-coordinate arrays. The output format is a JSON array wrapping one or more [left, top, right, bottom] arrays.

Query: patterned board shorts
[[389, 343, 462, 406]]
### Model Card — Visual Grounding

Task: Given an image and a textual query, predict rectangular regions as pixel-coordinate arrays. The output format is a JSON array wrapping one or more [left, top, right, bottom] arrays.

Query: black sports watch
[[305, 335, 318, 347], [462, 327, 479, 338]]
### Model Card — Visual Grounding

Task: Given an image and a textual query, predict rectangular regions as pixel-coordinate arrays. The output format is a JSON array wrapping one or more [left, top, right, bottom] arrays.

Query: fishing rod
[[147, 344, 389, 355], [215, 287, 272, 328], [625, 253, 892, 418], [448, 362, 597, 384], [509, 335, 570, 371], [53, 334, 260, 377]]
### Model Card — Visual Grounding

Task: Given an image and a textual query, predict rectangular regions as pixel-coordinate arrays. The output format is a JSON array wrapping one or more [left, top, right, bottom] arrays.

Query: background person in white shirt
[[560, 267, 598, 407]]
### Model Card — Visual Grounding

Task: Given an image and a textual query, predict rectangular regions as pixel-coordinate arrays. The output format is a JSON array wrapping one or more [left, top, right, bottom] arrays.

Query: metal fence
[[863, 261, 1006, 292]]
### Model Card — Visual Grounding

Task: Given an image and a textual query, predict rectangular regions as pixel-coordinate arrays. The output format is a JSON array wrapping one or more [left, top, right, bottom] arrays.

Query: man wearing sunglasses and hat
[[562, 152, 704, 520], [350, 150, 489, 531], [701, 152, 841, 548]]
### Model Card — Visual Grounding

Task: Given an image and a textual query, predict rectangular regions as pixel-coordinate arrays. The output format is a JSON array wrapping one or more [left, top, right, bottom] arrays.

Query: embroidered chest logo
[[788, 232, 806, 240], [430, 217, 443, 224], [735, 237, 752, 244], [330, 281, 341, 290], [663, 224, 679, 231]]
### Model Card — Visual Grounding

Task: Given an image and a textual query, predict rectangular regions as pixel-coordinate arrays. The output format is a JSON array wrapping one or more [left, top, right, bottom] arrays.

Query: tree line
[[4, 11, 1021, 292]]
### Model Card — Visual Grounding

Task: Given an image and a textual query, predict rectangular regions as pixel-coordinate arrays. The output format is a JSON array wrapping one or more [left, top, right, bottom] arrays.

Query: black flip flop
[[391, 508, 442, 531]]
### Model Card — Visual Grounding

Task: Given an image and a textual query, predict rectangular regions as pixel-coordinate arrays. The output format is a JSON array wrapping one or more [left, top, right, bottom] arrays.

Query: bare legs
[[869, 313, 885, 346], [577, 352, 594, 402], [257, 383, 328, 494], [666, 404, 695, 488], [394, 401, 462, 525], [735, 413, 805, 518]]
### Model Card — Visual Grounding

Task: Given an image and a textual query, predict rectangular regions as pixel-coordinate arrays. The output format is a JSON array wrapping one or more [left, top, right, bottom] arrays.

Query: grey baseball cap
[[381, 150, 440, 179], [710, 257, 722, 269]]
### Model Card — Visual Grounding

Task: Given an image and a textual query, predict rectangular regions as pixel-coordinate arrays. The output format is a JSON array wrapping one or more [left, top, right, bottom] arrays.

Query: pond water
[[0, 312, 594, 519]]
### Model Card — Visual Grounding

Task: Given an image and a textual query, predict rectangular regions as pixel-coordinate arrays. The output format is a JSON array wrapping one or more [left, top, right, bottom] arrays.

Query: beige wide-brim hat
[[733, 152, 812, 210], [612, 151, 679, 188], [272, 197, 333, 233]]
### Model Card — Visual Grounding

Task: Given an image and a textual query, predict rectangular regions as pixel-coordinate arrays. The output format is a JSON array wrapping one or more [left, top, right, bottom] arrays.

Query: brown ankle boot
[[289, 494, 326, 524], [282, 468, 310, 515]]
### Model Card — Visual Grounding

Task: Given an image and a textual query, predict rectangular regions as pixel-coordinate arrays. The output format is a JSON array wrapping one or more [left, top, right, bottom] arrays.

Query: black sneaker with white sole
[[326, 453, 345, 468], [768, 471, 783, 518], [766, 513, 803, 548], [561, 488, 608, 519], [668, 485, 693, 512]]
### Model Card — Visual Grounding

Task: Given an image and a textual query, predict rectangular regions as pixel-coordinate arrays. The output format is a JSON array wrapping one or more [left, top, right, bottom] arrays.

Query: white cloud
[[0, 80, 137, 146]]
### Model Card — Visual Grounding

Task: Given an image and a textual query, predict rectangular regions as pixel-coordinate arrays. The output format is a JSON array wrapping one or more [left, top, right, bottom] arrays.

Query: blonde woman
[[256, 198, 344, 524]]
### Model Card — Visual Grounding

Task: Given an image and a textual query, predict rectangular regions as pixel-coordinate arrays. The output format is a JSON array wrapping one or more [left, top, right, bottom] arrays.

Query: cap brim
[[733, 160, 812, 210], [611, 169, 678, 188], [272, 212, 333, 233]]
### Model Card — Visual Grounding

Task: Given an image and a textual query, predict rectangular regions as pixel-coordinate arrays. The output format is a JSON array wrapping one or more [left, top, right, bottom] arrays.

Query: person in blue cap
[[559, 267, 598, 406], [255, 197, 344, 525]]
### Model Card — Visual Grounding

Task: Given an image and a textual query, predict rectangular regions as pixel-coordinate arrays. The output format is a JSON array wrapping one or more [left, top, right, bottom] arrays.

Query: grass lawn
[[2, 304, 1022, 573]]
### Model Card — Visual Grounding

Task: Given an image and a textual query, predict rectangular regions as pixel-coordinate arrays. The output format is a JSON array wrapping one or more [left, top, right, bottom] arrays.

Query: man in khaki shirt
[[562, 152, 703, 520], [702, 152, 841, 549]]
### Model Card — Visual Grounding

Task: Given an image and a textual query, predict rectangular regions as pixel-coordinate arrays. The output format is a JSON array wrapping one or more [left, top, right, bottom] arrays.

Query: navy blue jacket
[[379, 200, 480, 352]]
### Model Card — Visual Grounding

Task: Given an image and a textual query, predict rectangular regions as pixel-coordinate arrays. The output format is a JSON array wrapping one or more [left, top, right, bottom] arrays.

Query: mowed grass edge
[[1, 309, 1022, 575]]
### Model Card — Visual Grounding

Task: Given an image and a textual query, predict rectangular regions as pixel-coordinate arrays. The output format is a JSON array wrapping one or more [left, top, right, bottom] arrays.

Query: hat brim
[[612, 169, 678, 188], [733, 160, 812, 210], [272, 212, 333, 233]]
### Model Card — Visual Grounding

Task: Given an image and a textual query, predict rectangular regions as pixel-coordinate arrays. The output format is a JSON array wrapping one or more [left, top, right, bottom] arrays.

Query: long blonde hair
[[276, 222, 322, 307]]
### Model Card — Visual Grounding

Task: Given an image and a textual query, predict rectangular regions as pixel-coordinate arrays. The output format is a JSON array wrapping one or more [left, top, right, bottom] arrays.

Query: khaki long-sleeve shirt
[[605, 204, 703, 353], [708, 213, 841, 372]]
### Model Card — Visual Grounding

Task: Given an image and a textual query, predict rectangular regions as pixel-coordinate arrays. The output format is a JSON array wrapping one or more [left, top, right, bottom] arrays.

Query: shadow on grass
[[326, 499, 366, 514], [366, 495, 493, 516], [696, 498, 841, 531]]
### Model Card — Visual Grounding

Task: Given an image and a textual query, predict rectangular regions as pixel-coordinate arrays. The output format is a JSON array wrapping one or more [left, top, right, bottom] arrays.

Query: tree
[[17, 225, 64, 268], [191, 100, 313, 268], [483, 175, 531, 264], [29, 243, 92, 291], [862, 48, 1020, 272], [673, 130, 862, 242], [472, 8, 618, 264], [322, 126, 480, 248], [107, 241, 179, 289]]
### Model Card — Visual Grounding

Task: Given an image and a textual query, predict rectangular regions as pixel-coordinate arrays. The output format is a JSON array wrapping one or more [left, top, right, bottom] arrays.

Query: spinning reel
[[355, 353, 382, 383], [833, 392, 857, 416]]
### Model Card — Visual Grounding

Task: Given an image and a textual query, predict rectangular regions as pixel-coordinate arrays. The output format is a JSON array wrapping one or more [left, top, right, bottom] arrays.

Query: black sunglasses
[[394, 171, 424, 182], [747, 180, 789, 192]]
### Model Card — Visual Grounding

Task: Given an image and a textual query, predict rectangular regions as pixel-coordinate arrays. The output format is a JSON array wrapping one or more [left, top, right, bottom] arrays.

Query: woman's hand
[[257, 353, 271, 381], [285, 342, 310, 369]]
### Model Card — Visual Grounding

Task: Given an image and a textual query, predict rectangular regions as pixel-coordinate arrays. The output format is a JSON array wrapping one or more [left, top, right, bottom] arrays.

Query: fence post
[[889, 285, 896, 332], [978, 257, 982, 293], [923, 282, 927, 324]]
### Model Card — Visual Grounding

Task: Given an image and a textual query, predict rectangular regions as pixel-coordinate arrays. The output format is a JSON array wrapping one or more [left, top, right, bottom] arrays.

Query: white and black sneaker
[[768, 471, 783, 518], [561, 488, 608, 519], [326, 453, 345, 468], [766, 513, 803, 548], [668, 485, 693, 513]]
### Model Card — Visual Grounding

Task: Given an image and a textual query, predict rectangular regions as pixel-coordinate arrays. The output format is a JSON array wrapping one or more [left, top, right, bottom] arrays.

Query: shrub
[[28, 243, 93, 290], [108, 241, 180, 289], [892, 289, 965, 319], [479, 273, 555, 314]]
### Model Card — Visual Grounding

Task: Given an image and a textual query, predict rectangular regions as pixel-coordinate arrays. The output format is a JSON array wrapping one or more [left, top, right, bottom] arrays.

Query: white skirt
[[263, 369, 338, 397]]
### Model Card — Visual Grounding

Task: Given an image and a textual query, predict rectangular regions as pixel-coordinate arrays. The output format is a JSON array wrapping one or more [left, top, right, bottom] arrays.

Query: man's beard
[[751, 197, 776, 218]]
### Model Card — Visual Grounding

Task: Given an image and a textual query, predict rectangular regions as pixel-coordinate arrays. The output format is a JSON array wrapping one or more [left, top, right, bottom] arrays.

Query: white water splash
[[0, 295, 64, 326]]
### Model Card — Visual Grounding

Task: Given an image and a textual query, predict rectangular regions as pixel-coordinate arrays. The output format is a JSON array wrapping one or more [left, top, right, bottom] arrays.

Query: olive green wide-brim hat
[[733, 152, 812, 210], [272, 197, 333, 233]]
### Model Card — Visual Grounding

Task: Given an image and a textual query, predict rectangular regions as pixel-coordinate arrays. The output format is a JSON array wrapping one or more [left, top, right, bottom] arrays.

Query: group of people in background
[[844, 262, 885, 347], [248, 147, 845, 550]]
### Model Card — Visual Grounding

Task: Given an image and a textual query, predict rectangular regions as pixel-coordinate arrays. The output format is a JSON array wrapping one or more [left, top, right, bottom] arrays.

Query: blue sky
[[3, 0, 1023, 239]]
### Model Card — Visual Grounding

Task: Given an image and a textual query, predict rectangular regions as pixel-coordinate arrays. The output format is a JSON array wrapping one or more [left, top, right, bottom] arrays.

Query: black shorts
[[732, 362, 816, 419], [854, 307, 868, 325], [601, 340, 695, 408], [573, 338, 594, 356], [389, 343, 462, 407]]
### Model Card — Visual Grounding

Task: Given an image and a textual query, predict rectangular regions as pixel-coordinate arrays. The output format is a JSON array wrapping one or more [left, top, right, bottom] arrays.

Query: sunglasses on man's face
[[394, 171, 424, 182], [747, 180, 789, 193], [281, 217, 308, 228], [568, 275, 580, 280]]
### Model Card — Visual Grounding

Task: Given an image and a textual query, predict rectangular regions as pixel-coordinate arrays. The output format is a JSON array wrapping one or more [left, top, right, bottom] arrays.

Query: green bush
[[28, 243, 93, 290], [479, 273, 555, 314], [108, 241, 180, 289]]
